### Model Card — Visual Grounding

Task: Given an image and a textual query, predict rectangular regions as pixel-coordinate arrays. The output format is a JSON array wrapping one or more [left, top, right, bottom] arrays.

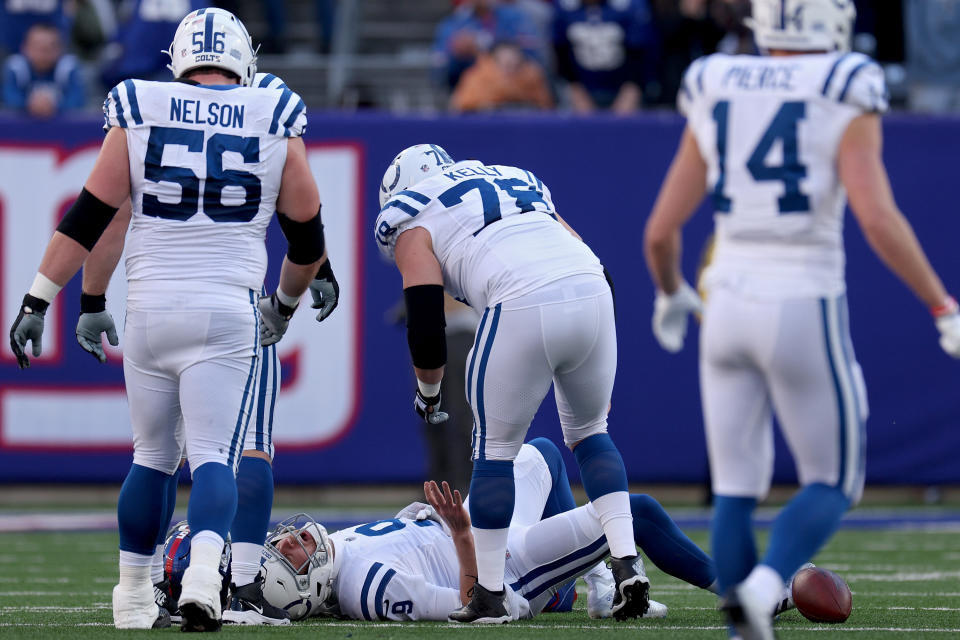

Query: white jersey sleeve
[[374, 188, 435, 260], [677, 55, 713, 118], [103, 79, 145, 131], [252, 72, 289, 90], [336, 558, 461, 621], [819, 52, 888, 114]]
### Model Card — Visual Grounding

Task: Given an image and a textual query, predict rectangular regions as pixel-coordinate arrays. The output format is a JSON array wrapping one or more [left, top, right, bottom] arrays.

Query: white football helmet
[[379, 144, 456, 208], [746, 0, 856, 53], [166, 8, 258, 86], [260, 514, 340, 621]]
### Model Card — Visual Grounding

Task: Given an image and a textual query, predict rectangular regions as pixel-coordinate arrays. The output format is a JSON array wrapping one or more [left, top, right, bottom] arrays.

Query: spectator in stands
[[433, 0, 542, 90], [0, 0, 69, 59], [553, 0, 657, 114], [650, 0, 723, 107], [99, 0, 205, 90], [450, 39, 554, 112], [2, 23, 85, 118], [710, 0, 755, 55], [904, 0, 960, 113]]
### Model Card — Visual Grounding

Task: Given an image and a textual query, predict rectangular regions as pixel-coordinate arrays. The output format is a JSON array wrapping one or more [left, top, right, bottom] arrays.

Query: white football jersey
[[680, 52, 888, 298], [102, 77, 306, 308], [374, 161, 603, 310]]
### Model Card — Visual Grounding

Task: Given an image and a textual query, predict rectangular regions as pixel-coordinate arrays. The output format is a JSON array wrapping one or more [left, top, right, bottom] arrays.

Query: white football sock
[[590, 491, 636, 558], [150, 544, 164, 585], [741, 564, 785, 614], [230, 542, 264, 587], [472, 527, 510, 592]]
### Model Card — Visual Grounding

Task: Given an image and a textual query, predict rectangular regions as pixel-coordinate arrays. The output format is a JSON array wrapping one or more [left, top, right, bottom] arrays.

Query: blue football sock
[[154, 471, 180, 547], [231, 456, 274, 544], [573, 433, 629, 500], [711, 495, 758, 593], [118, 464, 174, 556], [630, 494, 716, 589], [187, 462, 237, 539], [468, 459, 515, 529], [528, 437, 577, 519], [763, 483, 850, 581]]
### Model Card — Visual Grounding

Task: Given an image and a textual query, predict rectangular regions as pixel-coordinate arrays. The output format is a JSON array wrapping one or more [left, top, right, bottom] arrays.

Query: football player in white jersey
[[642, 1, 960, 638], [73, 70, 339, 628], [258, 438, 719, 622], [8, 7, 332, 632], [375, 145, 647, 623]]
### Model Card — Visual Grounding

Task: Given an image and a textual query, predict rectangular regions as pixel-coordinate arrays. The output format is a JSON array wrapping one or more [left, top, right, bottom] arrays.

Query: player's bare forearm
[[37, 232, 94, 289], [414, 364, 444, 385], [424, 480, 476, 605], [82, 200, 132, 295], [644, 126, 707, 294], [452, 530, 478, 605], [840, 115, 950, 309], [278, 254, 323, 300]]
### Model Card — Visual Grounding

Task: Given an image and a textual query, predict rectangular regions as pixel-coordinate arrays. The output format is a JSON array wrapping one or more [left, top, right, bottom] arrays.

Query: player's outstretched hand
[[76, 311, 119, 363], [424, 480, 470, 535], [258, 293, 296, 347], [414, 388, 449, 424], [934, 297, 960, 358], [309, 260, 339, 322], [652, 281, 702, 353], [9, 294, 49, 369]]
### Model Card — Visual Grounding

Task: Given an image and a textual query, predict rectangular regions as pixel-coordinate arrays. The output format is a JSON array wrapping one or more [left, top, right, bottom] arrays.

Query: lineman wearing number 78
[[375, 144, 646, 623]]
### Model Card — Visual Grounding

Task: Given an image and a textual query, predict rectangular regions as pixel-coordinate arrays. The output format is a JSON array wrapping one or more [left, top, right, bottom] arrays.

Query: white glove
[[936, 311, 960, 358], [394, 501, 451, 536], [652, 281, 703, 353]]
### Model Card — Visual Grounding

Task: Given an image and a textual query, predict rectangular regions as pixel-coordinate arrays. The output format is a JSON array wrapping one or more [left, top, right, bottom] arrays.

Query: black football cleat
[[221, 575, 291, 626], [609, 554, 651, 621], [448, 583, 511, 624]]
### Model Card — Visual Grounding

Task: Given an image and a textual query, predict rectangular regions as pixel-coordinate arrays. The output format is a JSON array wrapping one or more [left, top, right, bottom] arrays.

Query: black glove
[[309, 259, 340, 322], [414, 388, 449, 425], [10, 294, 49, 369]]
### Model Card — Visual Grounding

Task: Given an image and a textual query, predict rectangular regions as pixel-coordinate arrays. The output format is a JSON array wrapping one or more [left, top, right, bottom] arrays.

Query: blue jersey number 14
[[711, 100, 811, 214]]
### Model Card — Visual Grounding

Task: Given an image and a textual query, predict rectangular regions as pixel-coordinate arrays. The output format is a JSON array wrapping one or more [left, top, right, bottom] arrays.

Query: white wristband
[[29, 273, 62, 303], [417, 379, 441, 398], [275, 288, 300, 309]]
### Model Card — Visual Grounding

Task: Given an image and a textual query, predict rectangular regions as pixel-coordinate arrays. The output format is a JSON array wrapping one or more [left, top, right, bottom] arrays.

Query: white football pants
[[700, 289, 868, 503], [466, 275, 616, 461]]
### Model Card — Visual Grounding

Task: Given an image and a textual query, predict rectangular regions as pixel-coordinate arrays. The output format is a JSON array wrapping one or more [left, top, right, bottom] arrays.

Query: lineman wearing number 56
[[8, 7, 331, 632]]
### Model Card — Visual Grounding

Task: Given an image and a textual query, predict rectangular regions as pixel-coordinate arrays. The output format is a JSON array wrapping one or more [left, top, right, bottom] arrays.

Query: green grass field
[[2, 524, 959, 639]]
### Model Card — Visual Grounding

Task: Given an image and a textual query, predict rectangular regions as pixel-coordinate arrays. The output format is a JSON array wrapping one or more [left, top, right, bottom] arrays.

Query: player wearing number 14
[[376, 145, 647, 624], [643, 1, 960, 638], [8, 7, 329, 633]]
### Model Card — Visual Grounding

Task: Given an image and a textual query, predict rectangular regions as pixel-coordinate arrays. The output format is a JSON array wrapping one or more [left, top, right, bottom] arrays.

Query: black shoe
[[154, 579, 182, 624], [152, 606, 172, 629], [221, 575, 291, 626], [609, 555, 650, 621], [178, 601, 221, 633], [448, 583, 511, 624]]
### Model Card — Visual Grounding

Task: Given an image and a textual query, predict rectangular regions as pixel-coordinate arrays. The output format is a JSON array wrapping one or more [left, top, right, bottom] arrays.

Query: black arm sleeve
[[277, 206, 326, 265], [56, 188, 119, 251], [404, 284, 447, 369]]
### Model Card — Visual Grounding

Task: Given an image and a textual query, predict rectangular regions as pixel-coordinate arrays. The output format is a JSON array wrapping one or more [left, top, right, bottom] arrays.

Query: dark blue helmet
[[162, 521, 232, 607]]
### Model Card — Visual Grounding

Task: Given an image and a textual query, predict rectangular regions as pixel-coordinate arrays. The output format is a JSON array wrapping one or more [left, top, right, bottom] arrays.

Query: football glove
[[652, 281, 703, 353], [414, 388, 449, 425], [258, 293, 297, 347], [9, 294, 49, 369], [309, 260, 339, 322], [934, 297, 960, 358], [76, 293, 118, 363]]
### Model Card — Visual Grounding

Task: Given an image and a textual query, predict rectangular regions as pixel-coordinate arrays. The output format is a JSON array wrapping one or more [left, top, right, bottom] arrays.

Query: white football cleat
[[112, 583, 170, 629], [586, 561, 666, 619], [721, 583, 776, 640], [774, 562, 815, 615], [178, 564, 224, 632]]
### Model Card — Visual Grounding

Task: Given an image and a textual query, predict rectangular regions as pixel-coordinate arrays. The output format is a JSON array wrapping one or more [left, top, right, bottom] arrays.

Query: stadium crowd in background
[[3, 0, 960, 116]]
